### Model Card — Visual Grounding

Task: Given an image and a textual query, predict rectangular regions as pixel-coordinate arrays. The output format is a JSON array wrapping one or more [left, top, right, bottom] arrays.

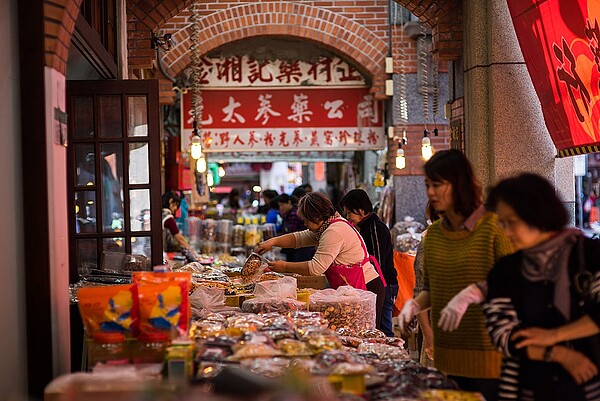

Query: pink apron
[[324, 219, 387, 290]]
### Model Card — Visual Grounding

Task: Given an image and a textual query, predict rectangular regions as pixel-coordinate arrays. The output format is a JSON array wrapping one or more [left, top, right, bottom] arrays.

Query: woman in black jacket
[[484, 173, 600, 401], [340, 189, 398, 336]]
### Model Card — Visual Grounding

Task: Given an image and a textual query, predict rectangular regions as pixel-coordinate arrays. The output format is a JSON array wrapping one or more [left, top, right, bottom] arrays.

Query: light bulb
[[190, 136, 202, 160], [196, 155, 207, 173], [206, 172, 214, 187], [218, 166, 226, 177], [421, 136, 433, 161], [395, 148, 406, 169]]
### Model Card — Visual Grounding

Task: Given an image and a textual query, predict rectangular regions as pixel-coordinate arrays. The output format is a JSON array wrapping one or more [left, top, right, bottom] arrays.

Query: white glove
[[398, 299, 421, 332], [438, 284, 484, 332]]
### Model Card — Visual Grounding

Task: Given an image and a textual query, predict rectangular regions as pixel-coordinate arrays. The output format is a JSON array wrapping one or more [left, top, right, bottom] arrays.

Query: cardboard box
[[295, 275, 327, 289]]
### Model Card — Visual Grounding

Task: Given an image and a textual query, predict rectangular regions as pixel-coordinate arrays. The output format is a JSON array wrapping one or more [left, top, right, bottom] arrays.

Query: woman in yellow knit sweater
[[398, 149, 513, 401]]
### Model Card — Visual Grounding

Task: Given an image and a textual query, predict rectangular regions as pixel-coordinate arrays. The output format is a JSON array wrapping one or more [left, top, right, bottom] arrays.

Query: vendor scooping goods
[[255, 192, 386, 313], [162, 191, 196, 259]]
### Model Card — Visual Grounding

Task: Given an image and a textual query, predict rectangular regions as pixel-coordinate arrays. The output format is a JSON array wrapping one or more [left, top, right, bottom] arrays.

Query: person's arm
[[174, 232, 192, 251], [417, 312, 434, 359], [512, 316, 600, 349], [255, 232, 298, 254], [527, 344, 598, 385], [398, 290, 431, 332], [268, 259, 310, 276], [483, 259, 528, 359]]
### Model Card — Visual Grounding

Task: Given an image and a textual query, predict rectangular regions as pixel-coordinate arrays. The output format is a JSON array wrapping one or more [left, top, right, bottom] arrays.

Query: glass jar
[[88, 332, 129, 369], [132, 332, 169, 364]]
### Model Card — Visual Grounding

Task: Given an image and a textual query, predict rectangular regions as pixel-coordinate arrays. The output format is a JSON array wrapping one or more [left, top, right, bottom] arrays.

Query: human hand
[[255, 240, 273, 255], [555, 346, 598, 385], [267, 260, 286, 273], [438, 284, 484, 332], [398, 299, 421, 332], [423, 333, 434, 361], [511, 327, 559, 349]]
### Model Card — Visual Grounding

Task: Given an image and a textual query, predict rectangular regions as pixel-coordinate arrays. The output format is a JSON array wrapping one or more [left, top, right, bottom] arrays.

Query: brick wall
[[387, 124, 451, 176], [138, 1, 391, 99], [44, 0, 83, 75], [43, 1, 462, 80]]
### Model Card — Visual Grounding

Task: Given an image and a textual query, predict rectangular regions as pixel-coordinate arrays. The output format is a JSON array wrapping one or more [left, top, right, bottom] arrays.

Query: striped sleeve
[[483, 297, 520, 357], [485, 258, 527, 360], [498, 357, 520, 401]]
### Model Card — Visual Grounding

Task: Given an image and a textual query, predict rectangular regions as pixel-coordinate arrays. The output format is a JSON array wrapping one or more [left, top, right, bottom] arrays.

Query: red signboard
[[507, 0, 600, 155], [181, 87, 384, 152]]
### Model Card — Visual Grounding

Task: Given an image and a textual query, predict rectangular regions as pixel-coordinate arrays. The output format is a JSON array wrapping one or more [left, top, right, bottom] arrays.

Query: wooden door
[[67, 80, 162, 282]]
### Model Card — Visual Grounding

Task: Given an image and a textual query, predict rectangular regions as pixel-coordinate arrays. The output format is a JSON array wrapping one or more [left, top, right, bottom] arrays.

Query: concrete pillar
[[462, 0, 575, 216]]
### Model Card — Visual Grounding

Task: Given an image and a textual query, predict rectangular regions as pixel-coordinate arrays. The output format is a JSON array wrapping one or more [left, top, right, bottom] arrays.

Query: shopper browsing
[[397, 149, 513, 401], [482, 173, 600, 401], [339, 189, 397, 336]]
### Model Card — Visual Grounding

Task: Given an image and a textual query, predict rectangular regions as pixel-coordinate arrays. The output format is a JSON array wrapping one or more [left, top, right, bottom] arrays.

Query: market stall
[[58, 253, 485, 401]]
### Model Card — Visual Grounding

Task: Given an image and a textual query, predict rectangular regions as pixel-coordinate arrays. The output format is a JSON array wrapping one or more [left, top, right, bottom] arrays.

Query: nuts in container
[[241, 298, 307, 314], [308, 287, 376, 332], [232, 226, 245, 247], [241, 252, 268, 281]]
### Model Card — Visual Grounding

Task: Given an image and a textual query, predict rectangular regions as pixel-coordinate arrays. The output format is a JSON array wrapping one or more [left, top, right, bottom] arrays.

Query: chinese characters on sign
[[185, 55, 366, 87], [181, 87, 384, 152]]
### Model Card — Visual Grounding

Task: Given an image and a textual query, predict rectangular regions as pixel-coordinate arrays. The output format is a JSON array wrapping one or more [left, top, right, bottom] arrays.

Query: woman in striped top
[[484, 173, 600, 401], [398, 149, 513, 401]]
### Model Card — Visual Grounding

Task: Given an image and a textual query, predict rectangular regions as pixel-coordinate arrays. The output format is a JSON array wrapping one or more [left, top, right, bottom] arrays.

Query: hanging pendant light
[[421, 130, 433, 161], [218, 165, 226, 177], [206, 171, 214, 187], [196, 154, 207, 173], [190, 131, 202, 160], [395, 146, 406, 169]]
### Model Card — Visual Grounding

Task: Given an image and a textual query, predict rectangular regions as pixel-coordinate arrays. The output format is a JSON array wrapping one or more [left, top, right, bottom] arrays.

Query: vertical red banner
[[507, 0, 600, 154]]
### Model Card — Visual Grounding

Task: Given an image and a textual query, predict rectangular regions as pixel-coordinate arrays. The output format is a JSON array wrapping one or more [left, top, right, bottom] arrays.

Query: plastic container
[[216, 220, 233, 243], [132, 331, 170, 364], [244, 225, 261, 247], [261, 223, 276, 241], [202, 219, 217, 242], [233, 226, 246, 247], [88, 332, 129, 368]]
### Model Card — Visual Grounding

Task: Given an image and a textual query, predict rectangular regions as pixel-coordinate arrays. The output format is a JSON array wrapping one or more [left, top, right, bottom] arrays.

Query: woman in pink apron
[[255, 192, 386, 319]]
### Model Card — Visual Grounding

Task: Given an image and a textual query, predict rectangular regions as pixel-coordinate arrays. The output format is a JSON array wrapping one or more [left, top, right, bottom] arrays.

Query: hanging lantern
[[190, 134, 202, 160], [196, 155, 207, 173], [396, 147, 406, 170], [421, 131, 433, 161]]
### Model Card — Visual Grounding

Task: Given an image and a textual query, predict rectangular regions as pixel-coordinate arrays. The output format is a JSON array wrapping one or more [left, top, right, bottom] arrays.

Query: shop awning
[[507, 0, 600, 157]]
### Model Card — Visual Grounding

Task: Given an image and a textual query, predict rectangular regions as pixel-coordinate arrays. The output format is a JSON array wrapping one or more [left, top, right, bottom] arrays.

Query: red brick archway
[[44, 0, 461, 78], [159, 2, 389, 98]]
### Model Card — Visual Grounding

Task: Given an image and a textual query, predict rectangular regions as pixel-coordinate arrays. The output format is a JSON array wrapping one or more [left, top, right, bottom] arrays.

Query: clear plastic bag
[[252, 276, 297, 299], [230, 343, 282, 360], [309, 286, 376, 331], [242, 298, 307, 314], [241, 276, 303, 314], [190, 286, 227, 311], [240, 252, 269, 283]]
